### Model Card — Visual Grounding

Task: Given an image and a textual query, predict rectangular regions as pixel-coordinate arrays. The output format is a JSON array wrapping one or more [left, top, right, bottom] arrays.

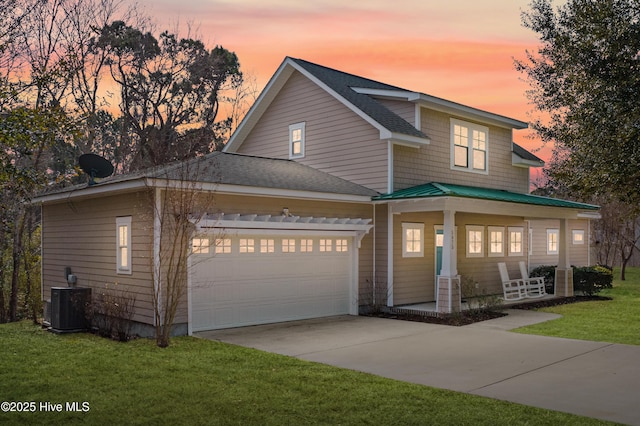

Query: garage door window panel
[[260, 239, 275, 253], [215, 238, 231, 254], [320, 239, 332, 252], [192, 238, 210, 254], [301, 239, 313, 252], [282, 239, 296, 253], [240, 239, 255, 253]]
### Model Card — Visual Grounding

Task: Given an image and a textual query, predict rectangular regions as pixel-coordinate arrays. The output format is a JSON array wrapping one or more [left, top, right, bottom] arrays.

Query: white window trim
[[466, 225, 484, 258], [116, 216, 132, 275], [488, 226, 505, 257], [547, 229, 559, 255], [402, 223, 424, 258], [450, 118, 489, 175], [508, 227, 524, 257], [572, 229, 585, 245], [289, 122, 305, 159]]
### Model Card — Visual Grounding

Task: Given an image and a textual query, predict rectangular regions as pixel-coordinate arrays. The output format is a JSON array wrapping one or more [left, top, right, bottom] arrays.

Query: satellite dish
[[78, 153, 114, 185]]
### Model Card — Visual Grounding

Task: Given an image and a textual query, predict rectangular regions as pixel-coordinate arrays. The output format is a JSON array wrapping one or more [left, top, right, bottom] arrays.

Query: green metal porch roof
[[373, 182, 599, 210]]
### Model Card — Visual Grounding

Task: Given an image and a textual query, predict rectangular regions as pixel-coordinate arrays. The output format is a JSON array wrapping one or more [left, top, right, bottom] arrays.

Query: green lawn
[[514, 267, 640, 345], [0, 322, 608, 425]]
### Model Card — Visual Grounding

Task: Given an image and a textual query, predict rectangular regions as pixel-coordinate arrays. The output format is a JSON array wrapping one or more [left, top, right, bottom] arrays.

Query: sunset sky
[[137, 0, 549, 163]]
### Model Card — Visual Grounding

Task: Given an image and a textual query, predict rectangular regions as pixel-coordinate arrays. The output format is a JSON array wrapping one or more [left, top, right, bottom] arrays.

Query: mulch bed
[[507, 295, 612, 310], [364, 295, 612, 327]]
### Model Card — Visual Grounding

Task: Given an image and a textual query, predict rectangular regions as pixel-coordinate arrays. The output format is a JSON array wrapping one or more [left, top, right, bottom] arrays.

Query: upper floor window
[[289, 122, 305, 159], [451, 118, 488, 174], [116, 216, 132, 274]]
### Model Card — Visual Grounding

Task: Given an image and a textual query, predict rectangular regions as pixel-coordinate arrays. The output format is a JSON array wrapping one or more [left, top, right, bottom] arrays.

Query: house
[[34, 57, 599, 336]]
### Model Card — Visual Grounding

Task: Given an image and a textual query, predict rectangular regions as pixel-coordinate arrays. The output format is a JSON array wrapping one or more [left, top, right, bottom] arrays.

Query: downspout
[[526, 220, 531, 270], [387, 203, 394, 306], [386, 141, 394, 307], [154, 187, 162, 327], [372, 203, 376, 306]]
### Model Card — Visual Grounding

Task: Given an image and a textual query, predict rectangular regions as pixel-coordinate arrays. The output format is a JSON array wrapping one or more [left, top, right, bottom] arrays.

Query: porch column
[[555, 218, 574, 297], [437, 210, 461, 313]]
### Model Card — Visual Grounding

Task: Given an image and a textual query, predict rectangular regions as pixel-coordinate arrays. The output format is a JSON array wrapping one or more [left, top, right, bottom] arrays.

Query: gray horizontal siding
[[237, 71, 389, 193], [42, 191, 155, 325]]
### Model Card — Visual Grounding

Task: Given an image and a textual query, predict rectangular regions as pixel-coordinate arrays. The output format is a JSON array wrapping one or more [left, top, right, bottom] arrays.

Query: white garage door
[[190, 234, 354, 331]]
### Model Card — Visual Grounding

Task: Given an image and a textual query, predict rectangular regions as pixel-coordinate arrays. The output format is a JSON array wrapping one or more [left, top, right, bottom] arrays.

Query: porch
[[374, 182, 600, 314], [388, 293, 561, 317]]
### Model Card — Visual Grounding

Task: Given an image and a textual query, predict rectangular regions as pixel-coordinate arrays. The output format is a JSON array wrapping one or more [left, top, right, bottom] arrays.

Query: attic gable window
[[451, 118, 488, 174], [289, 122, 305, 159]]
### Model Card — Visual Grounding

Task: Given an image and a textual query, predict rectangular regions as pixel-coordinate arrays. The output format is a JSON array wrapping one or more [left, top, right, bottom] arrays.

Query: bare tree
[[150, 158, 217, 347], [218, 70, 258, 148], [60, 0, 147, 154], [98, 21, 242, 169]]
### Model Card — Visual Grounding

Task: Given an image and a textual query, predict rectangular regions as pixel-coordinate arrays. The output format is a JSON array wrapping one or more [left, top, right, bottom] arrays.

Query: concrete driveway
[[196, 310, 640, 425]]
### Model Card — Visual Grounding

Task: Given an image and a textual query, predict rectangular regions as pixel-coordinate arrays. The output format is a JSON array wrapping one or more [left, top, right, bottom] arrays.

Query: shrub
[[573, 266, 613, 296], [530, 265, 556, 294], [460, 275, 502, 313], [86, 283, 137, 341]]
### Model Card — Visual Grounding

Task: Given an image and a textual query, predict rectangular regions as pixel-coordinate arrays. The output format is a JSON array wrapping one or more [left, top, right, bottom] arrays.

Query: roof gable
[[288, 59, 427, 140], [225, 57, 529, 153], [225, 57, 430, 152]]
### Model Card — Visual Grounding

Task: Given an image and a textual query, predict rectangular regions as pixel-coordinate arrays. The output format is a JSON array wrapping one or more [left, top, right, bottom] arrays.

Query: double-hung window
[[488, 226, 504, 257], [402, 223, 424, 257], [451, 118, 488, 174], [289, 122, 305, 159], [466, 225, 484, 257], [116, 216, 132, 274], [547, 229, 559, 254], [508, 227, 524, 256]]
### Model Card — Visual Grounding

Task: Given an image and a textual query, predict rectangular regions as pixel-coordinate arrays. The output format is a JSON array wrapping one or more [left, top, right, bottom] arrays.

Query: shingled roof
[[288, 58, 427, 140], [154, 152, 379, 197], [512, 142, 544, 165], [35, 152, 379, 201]]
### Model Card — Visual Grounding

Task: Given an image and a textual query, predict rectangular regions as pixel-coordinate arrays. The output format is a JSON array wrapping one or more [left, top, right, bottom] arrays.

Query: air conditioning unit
[[50, 287, 91, 333]]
